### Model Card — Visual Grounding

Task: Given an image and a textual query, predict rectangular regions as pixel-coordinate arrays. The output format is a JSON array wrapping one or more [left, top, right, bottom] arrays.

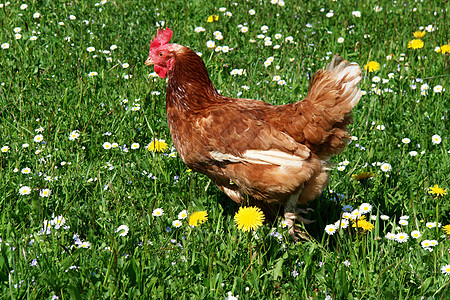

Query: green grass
[[1, 0, 449, 299]]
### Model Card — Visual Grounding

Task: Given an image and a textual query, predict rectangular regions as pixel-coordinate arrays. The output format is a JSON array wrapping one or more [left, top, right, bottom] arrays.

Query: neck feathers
[[166, 47, 220, 110]]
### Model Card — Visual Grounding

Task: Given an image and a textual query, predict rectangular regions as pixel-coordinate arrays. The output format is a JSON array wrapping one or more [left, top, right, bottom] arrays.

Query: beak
[[145, 57, 154, 66]]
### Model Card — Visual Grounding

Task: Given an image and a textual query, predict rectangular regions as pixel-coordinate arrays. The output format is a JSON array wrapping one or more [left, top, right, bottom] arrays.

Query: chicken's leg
[[284, 189, 315, 241]]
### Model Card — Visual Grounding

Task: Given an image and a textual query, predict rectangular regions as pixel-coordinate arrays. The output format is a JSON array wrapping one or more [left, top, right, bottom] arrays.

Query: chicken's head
[[145, 28, 175, 78]]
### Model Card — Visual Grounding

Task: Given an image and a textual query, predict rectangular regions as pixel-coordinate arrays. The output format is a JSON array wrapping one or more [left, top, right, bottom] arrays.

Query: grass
[[0, 0, 449, 298]]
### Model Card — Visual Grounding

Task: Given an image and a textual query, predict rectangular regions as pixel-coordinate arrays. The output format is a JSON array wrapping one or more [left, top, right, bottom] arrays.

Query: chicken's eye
[[158, 52, 164, 57]]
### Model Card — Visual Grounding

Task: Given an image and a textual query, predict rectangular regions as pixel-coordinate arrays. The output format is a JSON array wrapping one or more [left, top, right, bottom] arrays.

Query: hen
[[145, 28, 362, 240]]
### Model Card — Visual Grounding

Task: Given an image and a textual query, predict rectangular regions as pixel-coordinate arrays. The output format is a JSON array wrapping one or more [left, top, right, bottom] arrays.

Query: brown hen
[[145, 28, 362, 240]]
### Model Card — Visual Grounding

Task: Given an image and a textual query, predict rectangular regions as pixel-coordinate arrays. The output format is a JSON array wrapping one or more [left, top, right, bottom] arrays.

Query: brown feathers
[[154, 42, 362, 225]]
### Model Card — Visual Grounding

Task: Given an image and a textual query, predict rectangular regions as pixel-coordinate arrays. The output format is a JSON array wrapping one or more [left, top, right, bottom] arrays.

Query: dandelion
[[431, 135, 441, 145], [443, 224, 450, 235], [115, 225, 129, 236], [324, 224, 337, 235], [364, 61, 380, 72], [234, 207, 265, 232], [380, 163, 392, 172], [436, 44, 450, 54], [172, 220, 182, 228], [207, 15, 219, 23], [413, 31, 425, 38], [34, 134, 44, 143], [352, 216, 375, 231], [152, 208, 164, 217], [408, 39, 424, 49], [410, 230, 421, 238], [441, 264, 450, 276], [147, 139, 168, 152], [39, 189, 51, 197], [178, 210, 188, 219], [19, 186, 32, 195], [189, 211, 208, 227], [428, 184, 447, 196]]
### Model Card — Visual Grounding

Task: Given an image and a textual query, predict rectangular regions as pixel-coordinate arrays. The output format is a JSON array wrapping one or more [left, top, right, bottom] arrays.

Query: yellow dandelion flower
[[413, 31, 425, 38], [428, 184, 447, 197], [437, 44, 450, 54], [352, 171, 375, 182], [352, 216, 375, 231], [408, 39, 424, 49], [188, 211, 208, 227], [442, 224, 450, 235], [147, 139, 168, 152], [364, 61, 380, 72], [207, 15, 219, 22], [234, 206, 265, 232]]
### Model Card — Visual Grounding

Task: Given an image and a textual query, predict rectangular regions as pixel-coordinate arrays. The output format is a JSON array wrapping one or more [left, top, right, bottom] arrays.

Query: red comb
[[150, 28, 173, 50]]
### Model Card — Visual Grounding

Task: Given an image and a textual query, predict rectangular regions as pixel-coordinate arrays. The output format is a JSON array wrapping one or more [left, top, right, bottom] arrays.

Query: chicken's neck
[[166, 48, 223, 112]]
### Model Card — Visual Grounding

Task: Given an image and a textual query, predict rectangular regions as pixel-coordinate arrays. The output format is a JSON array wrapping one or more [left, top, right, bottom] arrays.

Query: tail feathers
[[308, 55, 362, 111], [298, 55, 362, 155]]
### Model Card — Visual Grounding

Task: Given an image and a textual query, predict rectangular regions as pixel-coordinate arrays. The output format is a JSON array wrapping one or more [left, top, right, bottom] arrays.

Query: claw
[[284, 211, 314, 242]]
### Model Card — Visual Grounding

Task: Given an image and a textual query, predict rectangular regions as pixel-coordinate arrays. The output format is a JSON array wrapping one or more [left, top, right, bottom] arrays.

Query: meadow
[[0, 0, 449, 298]]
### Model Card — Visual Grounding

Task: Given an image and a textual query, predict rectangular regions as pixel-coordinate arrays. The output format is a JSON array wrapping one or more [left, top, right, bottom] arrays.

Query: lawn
[[0, 0, 449, 299]]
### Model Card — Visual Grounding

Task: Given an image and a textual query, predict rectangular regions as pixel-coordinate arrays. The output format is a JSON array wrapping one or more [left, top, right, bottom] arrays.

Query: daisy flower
[[380, 163, 392, 172], [394, 232, 408, 243], [34, 134, 44, 143], [19, 186, 32, 195], [178, 210, 188, 219], [152, 208, 164, 217], [410, 230, 421, 239], [69, 130, 80, 141], [385, 232, 396, 240], [130, 143, 139, 150], [324, 224, 337, 235], [115, 225, 129, 236], [102, 142, 112, 150], [358, 203, 372, 214], [234, 207, 264, 232], [39, 189, 51, 197], [431, 135, 441, 145], [172, 220, 182, 228], [441, 264, 450, 276], [1, 146, 9, 153]]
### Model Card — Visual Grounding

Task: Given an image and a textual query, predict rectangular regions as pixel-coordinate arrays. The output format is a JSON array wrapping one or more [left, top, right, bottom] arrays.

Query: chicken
[[145, 28, 362, 240]]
